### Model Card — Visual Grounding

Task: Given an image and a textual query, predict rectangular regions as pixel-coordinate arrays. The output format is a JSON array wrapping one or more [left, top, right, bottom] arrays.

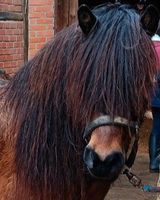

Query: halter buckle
[[123, 168, 143, 188]]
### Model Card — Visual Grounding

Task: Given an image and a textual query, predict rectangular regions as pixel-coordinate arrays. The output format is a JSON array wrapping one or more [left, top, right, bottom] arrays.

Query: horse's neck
[[85, 180, 110, 200]]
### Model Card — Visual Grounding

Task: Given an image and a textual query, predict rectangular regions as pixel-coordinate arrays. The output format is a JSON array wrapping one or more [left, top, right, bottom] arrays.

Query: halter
[[83, 115, 140, 168]]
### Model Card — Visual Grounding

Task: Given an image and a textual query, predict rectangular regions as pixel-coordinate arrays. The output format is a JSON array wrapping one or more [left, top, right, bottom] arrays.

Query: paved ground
[[105, 118, 160, 200], [106, 154, 159, 200]]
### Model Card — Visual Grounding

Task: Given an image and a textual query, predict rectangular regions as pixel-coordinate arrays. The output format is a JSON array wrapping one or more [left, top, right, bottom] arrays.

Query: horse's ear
[[141, 5, 159, 36], [78, 5, 98, 35]]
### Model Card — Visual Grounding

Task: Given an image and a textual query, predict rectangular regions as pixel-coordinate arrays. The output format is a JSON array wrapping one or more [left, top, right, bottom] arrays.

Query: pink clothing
[[153, 41, 160, 70]]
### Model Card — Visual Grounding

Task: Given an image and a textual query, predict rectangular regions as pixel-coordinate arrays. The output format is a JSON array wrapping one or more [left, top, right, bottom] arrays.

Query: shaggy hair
[[3, 3, 157, 200]]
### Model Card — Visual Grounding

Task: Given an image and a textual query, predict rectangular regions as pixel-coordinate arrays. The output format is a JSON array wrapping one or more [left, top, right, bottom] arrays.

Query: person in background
[[132, 0, 160, 173], [149, 31, 160, 172]]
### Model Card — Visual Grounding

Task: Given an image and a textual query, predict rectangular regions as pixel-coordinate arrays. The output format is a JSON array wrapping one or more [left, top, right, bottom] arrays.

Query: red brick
[[12, 0, 22, 5], [29, 43, 36, 49], [0, 2, 22, 12], [6, 43, 14, 48], [30, 37, 46, 43], [13, 5, 22, 12], [3, 61, 12, 68], [15, 48, 23, 54], [29, 12, 46, 18], [46, 24, 54, 30], [0, 36, 3, 41], [17, 23, 23, 28], [9, 36, 17, 42], [30, 25, 46, 31], [46, 12, 54, 18], [36, 43, 45, 49], [10, 29, 21, 35], [1, 48, 15, 55], [0, 55, 6, 60], [37, 19, 53, 25], [0, 23, 4, 29], [30, 0, 52, 5], [0, 30, 5, 35], [29, 19, 37, 25], [5, 55, 14, 61], [36, 30, 53, 37], [30, 32, 36, 37], [34, 6, 52, 12], [15, 54, 23, 60], [8, 23, 17, 29], [16, 35, 23, 42], [0, 42, 6, 48]]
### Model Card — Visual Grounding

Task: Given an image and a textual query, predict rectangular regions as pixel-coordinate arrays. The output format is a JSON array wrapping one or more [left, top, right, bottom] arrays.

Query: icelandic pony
[[0, 3, 159, 200]]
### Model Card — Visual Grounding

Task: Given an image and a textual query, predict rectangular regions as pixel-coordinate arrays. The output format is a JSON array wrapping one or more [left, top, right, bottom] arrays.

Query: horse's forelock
[[67, 4, 157, 124]]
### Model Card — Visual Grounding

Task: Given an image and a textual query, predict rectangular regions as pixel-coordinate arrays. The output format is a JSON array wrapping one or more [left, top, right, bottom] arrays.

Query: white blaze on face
[[87, 126, 123, 161]]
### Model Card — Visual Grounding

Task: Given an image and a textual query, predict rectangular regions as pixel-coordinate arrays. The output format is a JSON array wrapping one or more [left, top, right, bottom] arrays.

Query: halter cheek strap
[[83, 115, 139, 168]]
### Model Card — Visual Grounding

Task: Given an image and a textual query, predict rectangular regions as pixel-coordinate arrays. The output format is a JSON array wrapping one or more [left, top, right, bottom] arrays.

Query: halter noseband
[[83, 115, 139, 168]]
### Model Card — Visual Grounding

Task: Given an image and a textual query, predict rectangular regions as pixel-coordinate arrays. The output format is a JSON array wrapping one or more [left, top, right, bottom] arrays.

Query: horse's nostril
[[83, 147, 100, 168], [104, 152, 125, 171], [84, 148, 125, 181]]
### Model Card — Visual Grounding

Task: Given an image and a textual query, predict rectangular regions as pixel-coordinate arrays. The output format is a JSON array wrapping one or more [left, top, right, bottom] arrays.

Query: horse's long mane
[[2, 4, 157, 200]]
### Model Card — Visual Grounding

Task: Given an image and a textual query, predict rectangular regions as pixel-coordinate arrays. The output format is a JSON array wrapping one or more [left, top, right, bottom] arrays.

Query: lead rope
[[123, 167, 160, 193]]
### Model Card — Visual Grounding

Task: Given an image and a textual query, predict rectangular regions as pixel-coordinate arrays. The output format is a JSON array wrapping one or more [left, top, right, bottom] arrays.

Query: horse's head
[[83, 115, 138, 182], [76, 3, 159, 181]]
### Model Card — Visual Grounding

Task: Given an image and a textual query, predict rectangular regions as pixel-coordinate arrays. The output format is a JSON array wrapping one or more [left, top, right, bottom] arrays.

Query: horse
[[0, 2, 159, 200]]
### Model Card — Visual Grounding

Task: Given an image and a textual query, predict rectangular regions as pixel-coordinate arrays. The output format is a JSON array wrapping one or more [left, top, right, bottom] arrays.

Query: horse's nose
[[83, 147, 125, 181]]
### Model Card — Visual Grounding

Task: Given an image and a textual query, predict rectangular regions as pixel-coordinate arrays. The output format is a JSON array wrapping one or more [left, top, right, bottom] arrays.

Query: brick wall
[[0, 0, 22, 13], [0, 21, 24, 75], [0, 0, 55, 75], [0, 0, 24, 75], [28, 0, 54, 59], [0, 1, 77, 75]]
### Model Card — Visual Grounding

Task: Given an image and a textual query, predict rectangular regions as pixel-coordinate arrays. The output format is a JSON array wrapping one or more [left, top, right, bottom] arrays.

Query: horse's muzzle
[[83, 147, 125, 182]]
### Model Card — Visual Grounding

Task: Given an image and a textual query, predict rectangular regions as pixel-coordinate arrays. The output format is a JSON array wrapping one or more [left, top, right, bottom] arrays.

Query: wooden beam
[[0, 12, 23, 21], [54, 0, 70, 33], [69, 0, 78, 25], [22, 0, 28, 63], [54, 0, 78, 33]]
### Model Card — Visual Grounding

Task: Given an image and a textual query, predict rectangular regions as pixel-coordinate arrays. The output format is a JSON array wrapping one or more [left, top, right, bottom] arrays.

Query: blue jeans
[[149, 107, 160, 171], [151, 107, 160, 137]]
